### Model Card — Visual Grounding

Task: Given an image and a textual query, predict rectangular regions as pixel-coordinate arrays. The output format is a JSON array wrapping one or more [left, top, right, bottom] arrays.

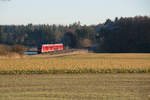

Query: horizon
[[1, 16, 150, 26], [0, 0, 150, 25]]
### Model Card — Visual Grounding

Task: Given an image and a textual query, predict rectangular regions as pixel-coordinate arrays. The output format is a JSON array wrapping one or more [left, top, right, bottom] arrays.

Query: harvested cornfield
[[0, 53, 150, 74]]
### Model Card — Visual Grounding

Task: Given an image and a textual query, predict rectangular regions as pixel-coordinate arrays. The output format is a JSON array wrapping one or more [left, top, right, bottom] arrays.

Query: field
[[0, 53, 150, 100], [0, 53, 150, 73], [0, 74, 150, 100]]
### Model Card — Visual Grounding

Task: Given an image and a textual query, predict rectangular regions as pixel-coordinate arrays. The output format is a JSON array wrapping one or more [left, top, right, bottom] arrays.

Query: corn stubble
[[0, 53, 150, 74]]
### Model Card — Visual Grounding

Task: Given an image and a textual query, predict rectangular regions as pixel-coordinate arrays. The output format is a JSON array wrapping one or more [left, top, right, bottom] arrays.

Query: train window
[[45, 46, 48, 50]]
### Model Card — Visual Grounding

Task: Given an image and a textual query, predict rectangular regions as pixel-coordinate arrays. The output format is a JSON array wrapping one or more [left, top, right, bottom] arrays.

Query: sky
[[0, 0, 150, 25]]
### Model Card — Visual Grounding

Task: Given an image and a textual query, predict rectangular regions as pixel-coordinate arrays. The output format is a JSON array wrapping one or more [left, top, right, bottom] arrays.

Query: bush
[[0, 45, 11, 55], [11, 45, 25, 55]]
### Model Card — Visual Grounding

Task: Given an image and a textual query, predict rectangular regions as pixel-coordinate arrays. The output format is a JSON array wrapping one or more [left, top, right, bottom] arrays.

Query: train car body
[[38, 43, 63, 53]]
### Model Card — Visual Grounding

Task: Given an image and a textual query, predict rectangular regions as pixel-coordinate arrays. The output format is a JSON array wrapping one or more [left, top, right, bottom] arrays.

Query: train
[[38, 43, 64, 53]]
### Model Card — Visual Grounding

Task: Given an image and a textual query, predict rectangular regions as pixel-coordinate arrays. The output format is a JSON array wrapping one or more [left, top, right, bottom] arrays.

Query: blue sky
[[0, 0, 150, 25]]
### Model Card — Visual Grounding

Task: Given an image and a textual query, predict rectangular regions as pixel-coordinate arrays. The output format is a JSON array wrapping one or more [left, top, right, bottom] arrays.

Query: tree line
[[0, 16, 150, 52]]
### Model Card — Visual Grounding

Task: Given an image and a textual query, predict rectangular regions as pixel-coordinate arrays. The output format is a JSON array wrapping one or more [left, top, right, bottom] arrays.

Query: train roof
[[42, 43, 63, 46]]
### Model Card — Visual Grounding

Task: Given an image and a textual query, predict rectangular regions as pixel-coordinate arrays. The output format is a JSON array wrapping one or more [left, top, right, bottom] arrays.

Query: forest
[[0, 16, 150, 52]]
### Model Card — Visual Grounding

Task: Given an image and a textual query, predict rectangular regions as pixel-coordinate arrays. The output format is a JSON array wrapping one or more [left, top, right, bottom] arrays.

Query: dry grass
[[0, 53, 25, 59], [0, 74, 150, 100], [0, 53, 150, 74]]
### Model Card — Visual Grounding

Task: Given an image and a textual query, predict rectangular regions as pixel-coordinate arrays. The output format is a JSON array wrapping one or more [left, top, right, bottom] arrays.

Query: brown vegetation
[[0, 53, 150, 74], [0, 45, 25, 58]]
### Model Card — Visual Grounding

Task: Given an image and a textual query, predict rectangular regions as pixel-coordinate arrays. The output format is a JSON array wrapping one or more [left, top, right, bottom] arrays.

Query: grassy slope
[[0, 53, 150, 73], [0, 74, 150, 100]]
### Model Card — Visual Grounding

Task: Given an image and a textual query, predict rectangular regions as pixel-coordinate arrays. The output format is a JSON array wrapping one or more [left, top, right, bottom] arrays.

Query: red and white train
[[38, 43, 64, 53]]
